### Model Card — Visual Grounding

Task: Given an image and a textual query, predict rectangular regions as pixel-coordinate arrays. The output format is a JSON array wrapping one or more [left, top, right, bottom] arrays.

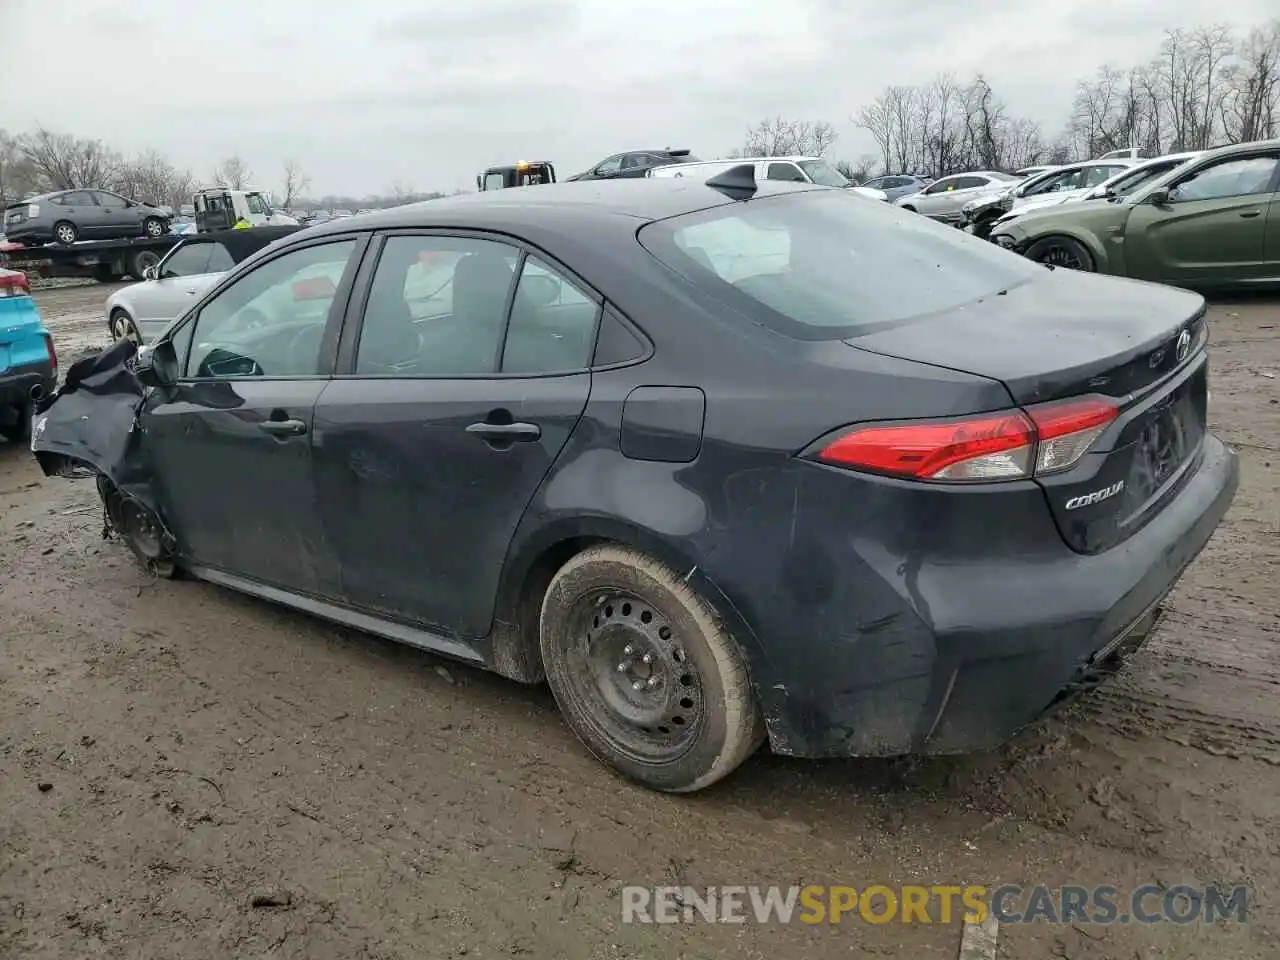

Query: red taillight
[[814, 395, 1120, 482], [0, 270, 30, 298], [1025, 396, 1119, 475], [43, 333, 57, 380]]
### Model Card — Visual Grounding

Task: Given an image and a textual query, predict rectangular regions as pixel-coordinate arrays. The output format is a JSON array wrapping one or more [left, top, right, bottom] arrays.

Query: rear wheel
[[53, 220, 78, 245], [1025, 236, 1095, 272], [127, 248, 160, 281], [539, 544, 764, 793]]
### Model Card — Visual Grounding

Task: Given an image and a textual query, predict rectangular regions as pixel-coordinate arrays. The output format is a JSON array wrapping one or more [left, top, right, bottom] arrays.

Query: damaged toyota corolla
[[32, 168, 1239, 793]]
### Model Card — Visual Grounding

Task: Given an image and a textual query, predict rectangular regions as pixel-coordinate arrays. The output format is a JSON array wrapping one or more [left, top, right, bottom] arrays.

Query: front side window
[[1169, 155, 1279, 202], [245, 193, 268, 215], [595, 156, 624, 175], [159, 242, 214, 279], [355, 236, 517, 376], [185, 239, 357, 378], [797, 160, 850, 187], [639, 189, 1043, 340]]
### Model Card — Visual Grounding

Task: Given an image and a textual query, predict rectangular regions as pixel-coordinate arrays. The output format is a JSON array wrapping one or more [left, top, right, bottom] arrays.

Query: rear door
[[62, 191, 104, 236], [143, 235, 366, 594], [312, 231, 598, 637], [1123, 150, 1280, 286]]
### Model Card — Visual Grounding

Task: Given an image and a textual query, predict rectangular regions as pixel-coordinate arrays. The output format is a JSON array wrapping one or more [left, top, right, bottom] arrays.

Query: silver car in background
[[893, 171, 1019, 223], [104, 226, 299, 344], [3, 189, 170, 246]]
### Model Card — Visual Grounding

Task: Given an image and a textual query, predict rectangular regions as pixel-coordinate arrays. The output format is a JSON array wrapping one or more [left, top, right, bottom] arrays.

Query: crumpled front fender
[[30, 338, 162, 519]]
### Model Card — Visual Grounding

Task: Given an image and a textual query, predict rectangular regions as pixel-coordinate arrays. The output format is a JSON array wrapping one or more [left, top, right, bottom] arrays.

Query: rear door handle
[[466, 421, 541, 442], [259, 418, 307, 436], [1239, 210, 1261, 218]]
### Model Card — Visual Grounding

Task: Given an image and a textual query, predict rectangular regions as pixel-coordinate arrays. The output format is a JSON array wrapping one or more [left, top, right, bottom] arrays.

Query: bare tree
[[854, 96, 896, 175], [16, 128, 121, 191], [387, 180, 416, 204], [834, 155, 877, 182], [213, 155, 252, 189], [280, 158, 311, 210], [741, 117, 838, 157], [1221, 20, 1280, 142], [0, 130, 41, 208]]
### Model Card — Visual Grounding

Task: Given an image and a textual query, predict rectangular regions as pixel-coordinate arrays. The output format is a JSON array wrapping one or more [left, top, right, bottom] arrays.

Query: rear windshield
[[637, 189, 1043, 339]]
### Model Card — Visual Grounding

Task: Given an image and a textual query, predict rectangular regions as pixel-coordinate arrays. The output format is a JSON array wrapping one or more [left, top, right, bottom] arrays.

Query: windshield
[[797, 160, 850, 187], [1103, 161, 1182, 198], [483, 173, 506, 190], [638, 189, 1042, 339]]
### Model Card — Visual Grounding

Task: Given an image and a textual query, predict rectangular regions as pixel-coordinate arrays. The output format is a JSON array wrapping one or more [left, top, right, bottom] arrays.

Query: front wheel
[[142, 217, 166, 238], [1025, 236, 1095, 272], [110, 309, 140, 345], [539, 544, 764, 793]]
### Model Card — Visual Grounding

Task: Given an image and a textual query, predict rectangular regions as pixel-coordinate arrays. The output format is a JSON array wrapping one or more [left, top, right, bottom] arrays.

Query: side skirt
[[185, 564, 486, 666]]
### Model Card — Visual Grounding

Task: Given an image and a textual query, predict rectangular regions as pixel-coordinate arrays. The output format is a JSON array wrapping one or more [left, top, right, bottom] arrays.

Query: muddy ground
[[1, 283, 1277, 959]]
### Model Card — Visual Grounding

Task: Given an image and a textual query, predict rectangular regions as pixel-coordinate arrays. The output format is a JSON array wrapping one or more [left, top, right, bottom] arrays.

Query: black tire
[[1025, 235, 1095, 272], [142, 217, 166, 239], [53, 220, 78, 245], [127, 248, 161, 281], [109, 309, 140, 345], [96, 475, 178, 579], [0, 404, 31, 444], [539, 544, 764, 793]]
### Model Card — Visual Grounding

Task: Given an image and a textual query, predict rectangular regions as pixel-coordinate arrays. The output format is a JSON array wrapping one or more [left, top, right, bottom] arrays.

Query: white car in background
[[104, 227, 299, 345], [892, 170, 1020, 223], [984, 151, 1202, 234], [648, 156, 888, 200]]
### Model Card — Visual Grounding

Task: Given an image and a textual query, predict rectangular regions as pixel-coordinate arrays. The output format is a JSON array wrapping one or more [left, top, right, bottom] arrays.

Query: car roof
[[296, 178, 816, 239], [179, 225, 302, 259]]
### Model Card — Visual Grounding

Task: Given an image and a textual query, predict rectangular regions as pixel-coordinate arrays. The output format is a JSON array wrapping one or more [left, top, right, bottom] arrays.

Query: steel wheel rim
[[1039, 244, 1084, 270], [563, 589, 706, 763]]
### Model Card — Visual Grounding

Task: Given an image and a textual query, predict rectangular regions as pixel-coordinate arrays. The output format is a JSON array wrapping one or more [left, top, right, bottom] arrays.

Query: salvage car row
[[26, 163, 1239, 795]]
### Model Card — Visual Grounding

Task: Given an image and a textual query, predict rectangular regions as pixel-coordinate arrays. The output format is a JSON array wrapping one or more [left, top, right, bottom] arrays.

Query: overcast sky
[[1, 0, 1275, 197]]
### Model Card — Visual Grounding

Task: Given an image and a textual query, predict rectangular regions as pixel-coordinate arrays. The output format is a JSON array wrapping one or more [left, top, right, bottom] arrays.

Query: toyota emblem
[[1175, 329, 1191, 362]]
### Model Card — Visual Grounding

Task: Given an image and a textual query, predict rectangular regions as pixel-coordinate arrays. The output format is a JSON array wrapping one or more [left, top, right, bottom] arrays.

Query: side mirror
[[1147, 187, 1171, 206], [136, 338, 178, 388], [143, 265, 158, 281]]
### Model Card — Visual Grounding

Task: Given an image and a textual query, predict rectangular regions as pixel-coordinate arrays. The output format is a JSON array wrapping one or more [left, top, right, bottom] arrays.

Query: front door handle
[[466, 421, 541, 442], [260, 418, 307, 437], [1239, 210, 1261, 218]]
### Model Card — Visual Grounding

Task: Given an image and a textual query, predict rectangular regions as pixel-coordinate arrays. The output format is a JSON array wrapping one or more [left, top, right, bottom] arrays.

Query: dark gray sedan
[[2, 189, 170, 245], [32, 170, 1237, 793]]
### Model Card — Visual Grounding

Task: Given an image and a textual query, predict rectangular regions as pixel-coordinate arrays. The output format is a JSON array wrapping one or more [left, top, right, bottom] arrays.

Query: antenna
[[705, 163, 757, 201]]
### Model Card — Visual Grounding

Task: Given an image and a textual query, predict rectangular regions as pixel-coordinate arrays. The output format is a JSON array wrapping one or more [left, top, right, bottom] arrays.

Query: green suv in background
[[991, 140, 1280, 291]]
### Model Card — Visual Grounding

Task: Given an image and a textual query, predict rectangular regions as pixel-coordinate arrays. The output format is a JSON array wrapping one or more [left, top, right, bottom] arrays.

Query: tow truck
[[0, 187, 299, 282], [477, 161, 557, 191]]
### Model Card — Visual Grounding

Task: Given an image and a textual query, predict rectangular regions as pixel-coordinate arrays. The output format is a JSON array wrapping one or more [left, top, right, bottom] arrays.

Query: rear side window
[[354, 237, 600, 377], [206, 242, 235, 272], [766, 163, 806, 182], [638, 189, 1043, 340]]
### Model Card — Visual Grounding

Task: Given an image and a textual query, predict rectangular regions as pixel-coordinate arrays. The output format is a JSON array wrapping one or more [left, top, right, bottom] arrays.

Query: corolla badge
[[1064, 480, 1125, 511]]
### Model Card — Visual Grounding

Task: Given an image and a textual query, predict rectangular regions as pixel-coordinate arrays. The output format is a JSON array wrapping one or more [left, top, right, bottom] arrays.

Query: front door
[[143, 236, 365, 595], [313, 233, 599, 637], [1123, 151, 1280, 286], [93, 192, 135, 234]]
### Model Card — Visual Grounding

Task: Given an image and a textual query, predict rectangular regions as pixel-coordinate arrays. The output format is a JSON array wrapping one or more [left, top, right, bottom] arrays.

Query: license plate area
[[1129, 376, 1205, 503]]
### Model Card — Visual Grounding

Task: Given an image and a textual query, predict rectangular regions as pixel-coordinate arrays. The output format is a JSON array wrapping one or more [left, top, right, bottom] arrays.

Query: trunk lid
[[845, 269, 1210, 553]]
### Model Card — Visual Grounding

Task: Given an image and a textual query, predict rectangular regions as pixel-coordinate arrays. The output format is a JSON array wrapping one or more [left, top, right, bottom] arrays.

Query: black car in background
[[33, 171, 1238, 793], [565, 148, 697, 181]]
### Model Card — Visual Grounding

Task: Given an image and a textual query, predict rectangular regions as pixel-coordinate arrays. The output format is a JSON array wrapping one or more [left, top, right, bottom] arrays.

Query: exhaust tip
[[29, 383, 45, 402]]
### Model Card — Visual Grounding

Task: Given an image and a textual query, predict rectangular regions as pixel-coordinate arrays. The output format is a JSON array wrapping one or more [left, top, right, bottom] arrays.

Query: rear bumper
[[0, 359, 56, 406], [729, 434, 1239, 759], [2, 223, 53, 245]]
